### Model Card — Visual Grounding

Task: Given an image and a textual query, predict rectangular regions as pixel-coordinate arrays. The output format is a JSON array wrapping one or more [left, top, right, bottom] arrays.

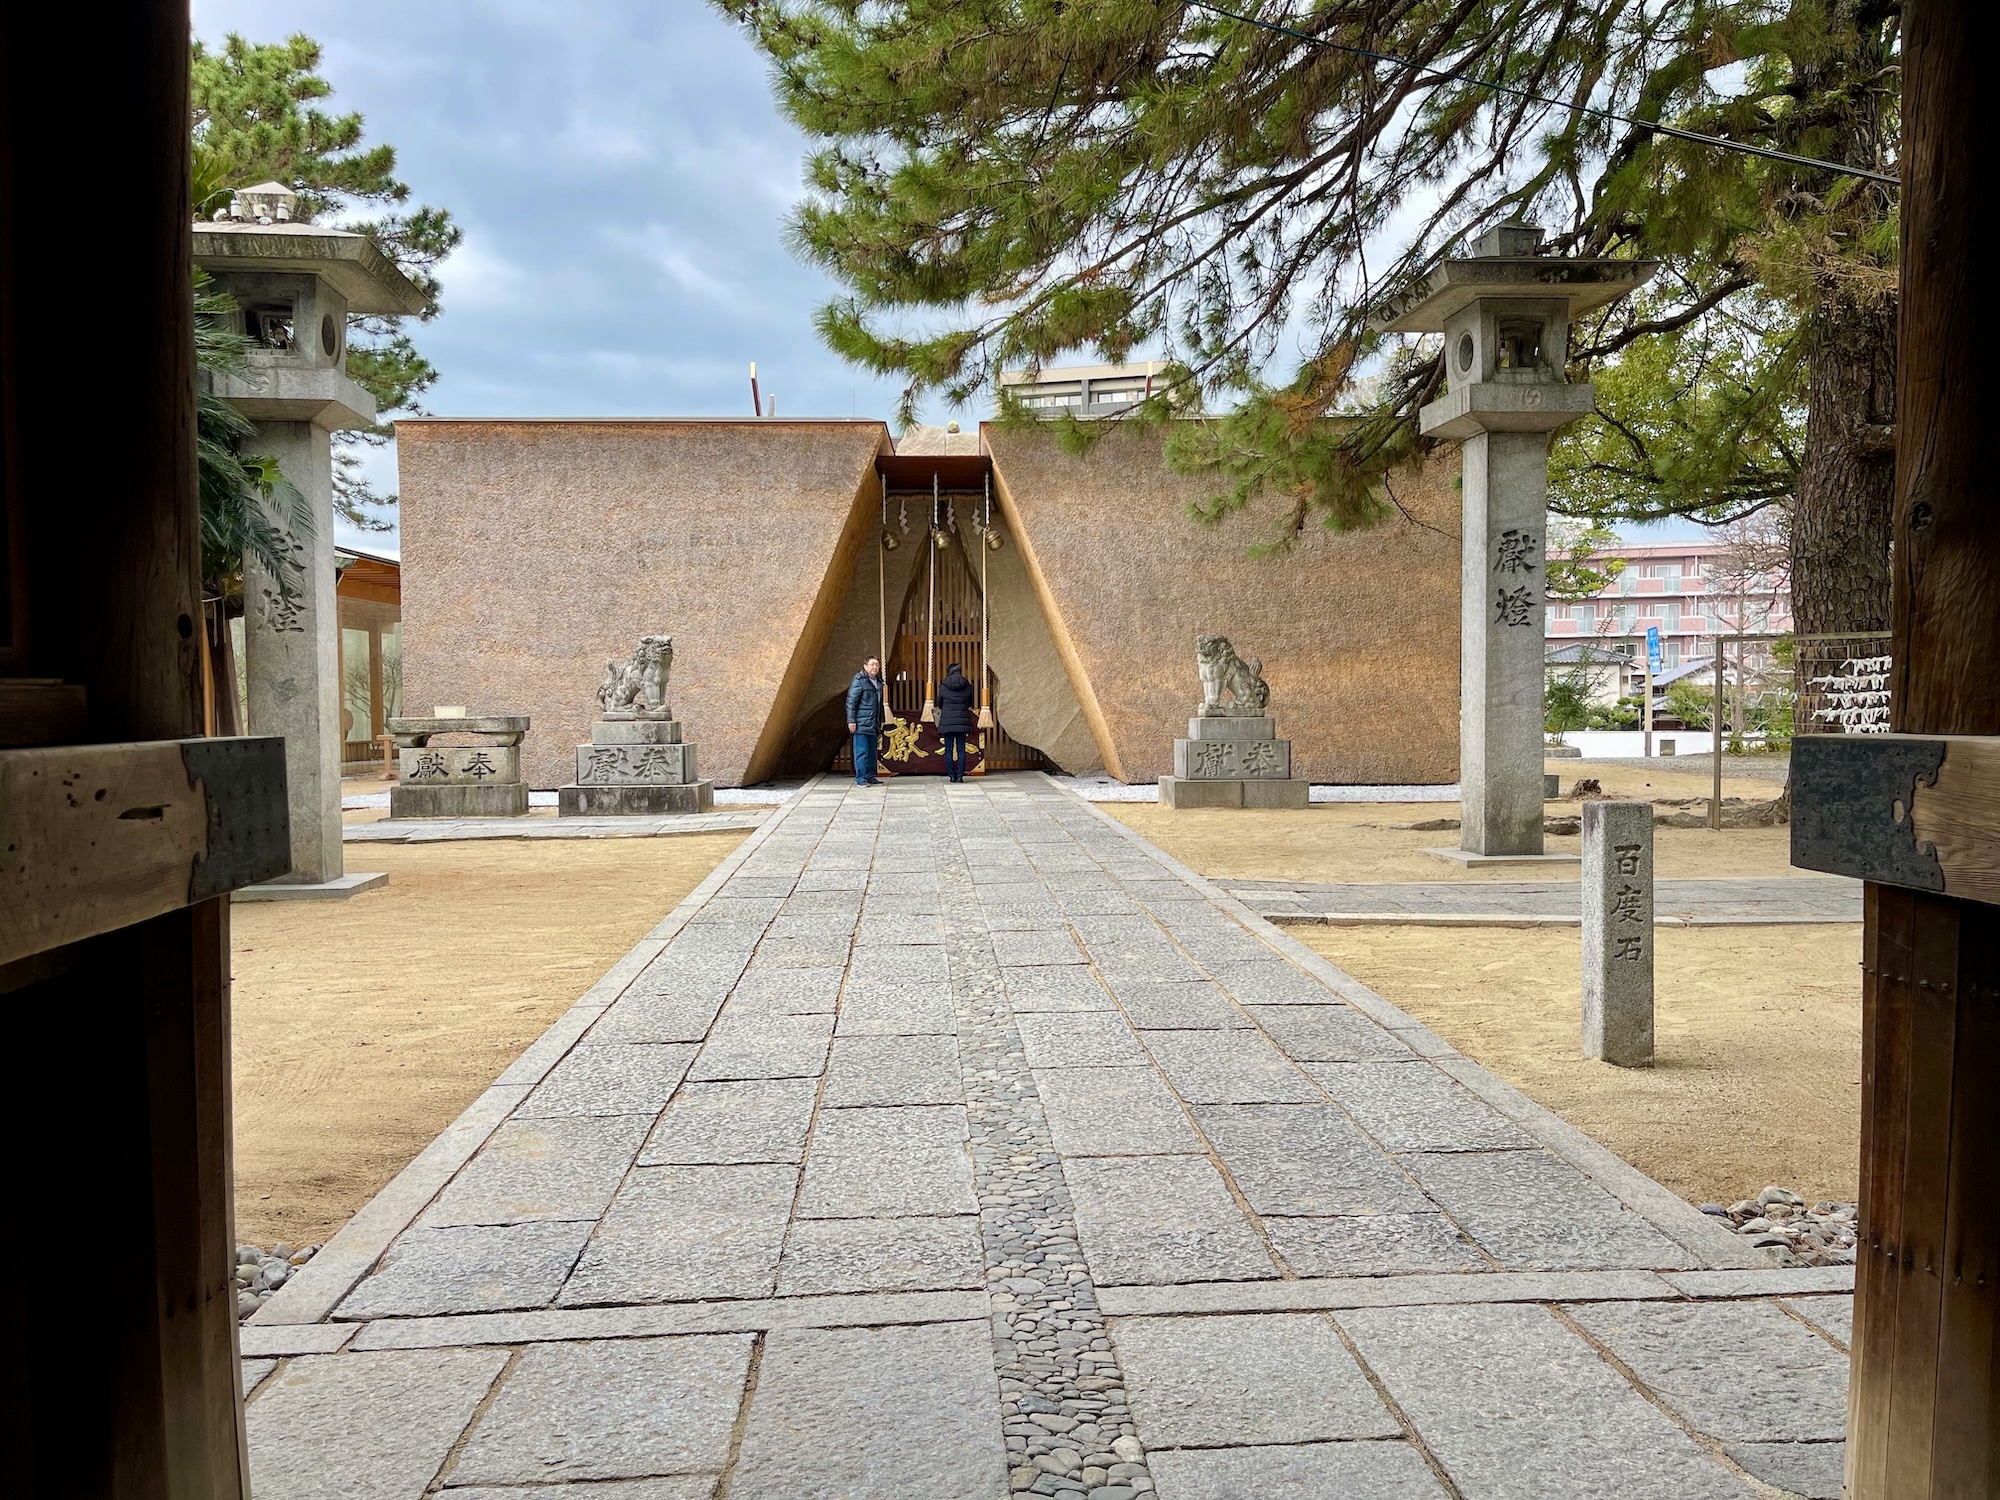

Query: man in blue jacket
[[846, 655, 887, 786]]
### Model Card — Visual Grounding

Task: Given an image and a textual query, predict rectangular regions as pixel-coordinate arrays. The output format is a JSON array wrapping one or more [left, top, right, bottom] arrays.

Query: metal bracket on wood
[[1791, 732, 2000, 906], [1, 736, 291, 964]]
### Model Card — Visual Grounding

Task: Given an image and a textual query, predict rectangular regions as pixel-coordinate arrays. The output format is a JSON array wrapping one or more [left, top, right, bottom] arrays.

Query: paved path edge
[[249, 775, 831, 1328], [1045, 773, 1770, 1272]]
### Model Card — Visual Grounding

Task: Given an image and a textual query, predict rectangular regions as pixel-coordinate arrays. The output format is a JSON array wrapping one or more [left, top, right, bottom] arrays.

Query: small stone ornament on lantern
[[387, 711, 532, 819], [1158, 635, 1310, 808], [560, 634, 715, 815]]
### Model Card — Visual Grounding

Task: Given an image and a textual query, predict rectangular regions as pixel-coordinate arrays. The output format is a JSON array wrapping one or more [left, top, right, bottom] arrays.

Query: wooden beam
[[0, 737, 289, 965], [1791, 733, 2000, 905], [1841, 2, 1998, 1493]]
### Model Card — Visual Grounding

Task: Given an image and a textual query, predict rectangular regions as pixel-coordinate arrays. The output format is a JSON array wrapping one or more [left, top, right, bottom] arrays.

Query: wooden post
[[1710, 641, 1724, 829], [1844, 0, 1998, 1491], [368, 619, 385, 742], [0, 4, 252, 1494]]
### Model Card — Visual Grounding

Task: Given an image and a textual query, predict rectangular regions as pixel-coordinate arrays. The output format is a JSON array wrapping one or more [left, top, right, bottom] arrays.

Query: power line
[[1182, 0, 1899, 186]]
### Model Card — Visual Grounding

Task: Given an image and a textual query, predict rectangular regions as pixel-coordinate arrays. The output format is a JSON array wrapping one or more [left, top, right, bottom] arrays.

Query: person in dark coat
[[936, 662, 977, 782], [846, 656, 887, 786]]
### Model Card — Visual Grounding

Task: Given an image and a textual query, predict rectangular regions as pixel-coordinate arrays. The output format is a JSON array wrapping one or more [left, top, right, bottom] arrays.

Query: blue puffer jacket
[[846, 669, 886, 733]]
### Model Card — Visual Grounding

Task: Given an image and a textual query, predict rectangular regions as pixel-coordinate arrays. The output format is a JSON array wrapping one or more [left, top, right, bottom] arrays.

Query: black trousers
[[942, 732, 967, 780]]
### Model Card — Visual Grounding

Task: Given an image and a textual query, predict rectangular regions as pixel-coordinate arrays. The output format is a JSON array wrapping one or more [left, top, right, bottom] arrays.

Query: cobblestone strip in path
[[929, 788, 1153, 1499]]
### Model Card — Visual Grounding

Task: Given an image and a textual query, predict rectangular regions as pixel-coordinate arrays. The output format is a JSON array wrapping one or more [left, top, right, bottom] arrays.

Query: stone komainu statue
[[597, 634, 675, 719], [1195, 634, 1270, 718]]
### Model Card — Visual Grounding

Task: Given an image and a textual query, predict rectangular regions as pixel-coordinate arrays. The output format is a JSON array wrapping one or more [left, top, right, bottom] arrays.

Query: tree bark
[[1790, 284, 1896, 641]]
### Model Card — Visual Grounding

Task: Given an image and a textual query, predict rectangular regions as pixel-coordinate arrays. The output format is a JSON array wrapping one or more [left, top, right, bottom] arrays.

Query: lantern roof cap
[[1375, 222, 1655, 333]]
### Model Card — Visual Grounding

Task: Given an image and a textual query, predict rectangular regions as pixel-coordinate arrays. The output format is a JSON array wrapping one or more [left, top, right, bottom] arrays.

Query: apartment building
[[1545, 539, 1792, 671]]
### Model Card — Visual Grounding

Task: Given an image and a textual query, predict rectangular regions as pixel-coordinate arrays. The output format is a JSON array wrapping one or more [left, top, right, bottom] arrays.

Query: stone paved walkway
[[1227, 875, 1861, 927], [245, 774, 1852, 1499]]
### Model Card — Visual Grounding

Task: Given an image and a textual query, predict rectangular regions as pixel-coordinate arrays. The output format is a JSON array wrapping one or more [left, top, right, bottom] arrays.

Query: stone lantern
[[1380, 223, 1653, 860], [196, 183, 427, 895]]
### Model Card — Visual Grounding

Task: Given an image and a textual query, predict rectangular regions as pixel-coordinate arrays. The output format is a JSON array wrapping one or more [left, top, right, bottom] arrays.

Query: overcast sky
[[191, 0, 1701, 552]]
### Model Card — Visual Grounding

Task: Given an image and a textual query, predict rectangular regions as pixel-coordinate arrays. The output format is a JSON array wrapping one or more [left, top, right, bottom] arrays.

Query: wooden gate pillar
[[2, 6, 289, 1496], [1792, 2, 1998, 1490]]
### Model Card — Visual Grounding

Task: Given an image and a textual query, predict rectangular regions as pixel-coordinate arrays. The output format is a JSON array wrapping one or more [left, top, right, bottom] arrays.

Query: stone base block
[[1160, 776, 1310, 810], [1545, 772, 1562, 798], [1186, 716, 1276, 741], [559, 781, 715, 817], [577, 741, 698, 784], [1421, 846, 1581, 868], [234, 871, 389, 902], [590, 719, 684, 745], [1546, 744, 1583, 758], [390, 781, 529, 820], [399, 744, 521, 784], [1173, 737, 1292, 780]]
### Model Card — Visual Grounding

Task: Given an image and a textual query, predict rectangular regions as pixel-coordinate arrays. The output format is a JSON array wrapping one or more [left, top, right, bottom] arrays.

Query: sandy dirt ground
[[231, 833, 745, 1245], [1293, 924, 1862, 1207], [1106, 759, 1800, 885]]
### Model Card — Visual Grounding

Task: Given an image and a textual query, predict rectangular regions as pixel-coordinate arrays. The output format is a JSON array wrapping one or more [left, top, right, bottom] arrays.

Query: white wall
[[1553, 729, 1719, 759]]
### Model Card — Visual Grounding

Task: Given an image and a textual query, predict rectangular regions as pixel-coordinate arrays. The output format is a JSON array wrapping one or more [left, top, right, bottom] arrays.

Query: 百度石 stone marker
[[1582, 799, 1653, 1067]]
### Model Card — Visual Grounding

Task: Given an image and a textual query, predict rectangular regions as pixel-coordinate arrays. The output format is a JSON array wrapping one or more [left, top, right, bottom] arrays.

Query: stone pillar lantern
[[196, 183, 426, 895], [1379, 223, 1653, 860]]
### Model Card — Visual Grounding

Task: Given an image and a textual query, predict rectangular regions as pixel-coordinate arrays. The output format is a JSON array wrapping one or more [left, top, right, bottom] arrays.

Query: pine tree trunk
[[1790, 284, 1896, 642]]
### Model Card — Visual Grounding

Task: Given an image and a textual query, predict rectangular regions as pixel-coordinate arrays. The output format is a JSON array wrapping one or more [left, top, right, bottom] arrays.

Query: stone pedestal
[[1160, 716, 1309, 809], [559, 718, 713, 816], [1582, 800, 1654, 1067], [388, 715, 531, 819]]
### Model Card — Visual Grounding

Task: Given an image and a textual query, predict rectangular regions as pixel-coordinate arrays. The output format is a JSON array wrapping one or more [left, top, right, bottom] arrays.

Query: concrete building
[[1545, 539, 1793, 672], [395, 419, 1462, 790], [997, 360, 1176, 417]]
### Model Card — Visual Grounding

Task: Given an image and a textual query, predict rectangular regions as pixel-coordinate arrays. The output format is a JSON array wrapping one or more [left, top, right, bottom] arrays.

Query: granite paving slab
[[1781, 1293, 1855, 1347], [992, 927, 1088, 966], [1261, 1211, 1491, 1277], [1306, 1061, 1536, 1152], [1146, 1441, 1449, 1499], [1402, 1150, 1696, 1271], [1193, 1104, 1433, 1216], [514, 1044, 696, 1118], [417, 1113, 652, 1226], [1203, 958, 1343, 1006], [1033, 1066, 1204, 1157], [446, 1334, 751, 1485], [245, 1347, 509, 1500], [441, 1482, 717, 1500], [725, 964, 845, 1014], [1222, 875, 1862, 925], [1112, 1311, 1400, 1445], [821, 1033, 964, 1106], [337, 1221, 591, 1318], [1338, 1303, 1753, 1498], [1110, 978, 1250, 1029], [1016, 1010, 1152, 1069], [253, 774, 1841, 1497], [1002, 964, 1114, 1011], [1566, 1299, 1850, 1441], [687, 1013, 833, 1081], [1066, 1155, 1276, 1286], [776, 1214, 986, 1296], [1722, 1441, 1845, 1498], [1246, 1003, 1417, 1062], [1143, 1030, 1321, 1104], [796, 1105, 978, 1218], [560, 1164, 795, 1305], [636, 1078, 818, 1166], [585, 989, 728, 1045], [834, 977, 956, 1035], [728, 1321, 1008, 1499]]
